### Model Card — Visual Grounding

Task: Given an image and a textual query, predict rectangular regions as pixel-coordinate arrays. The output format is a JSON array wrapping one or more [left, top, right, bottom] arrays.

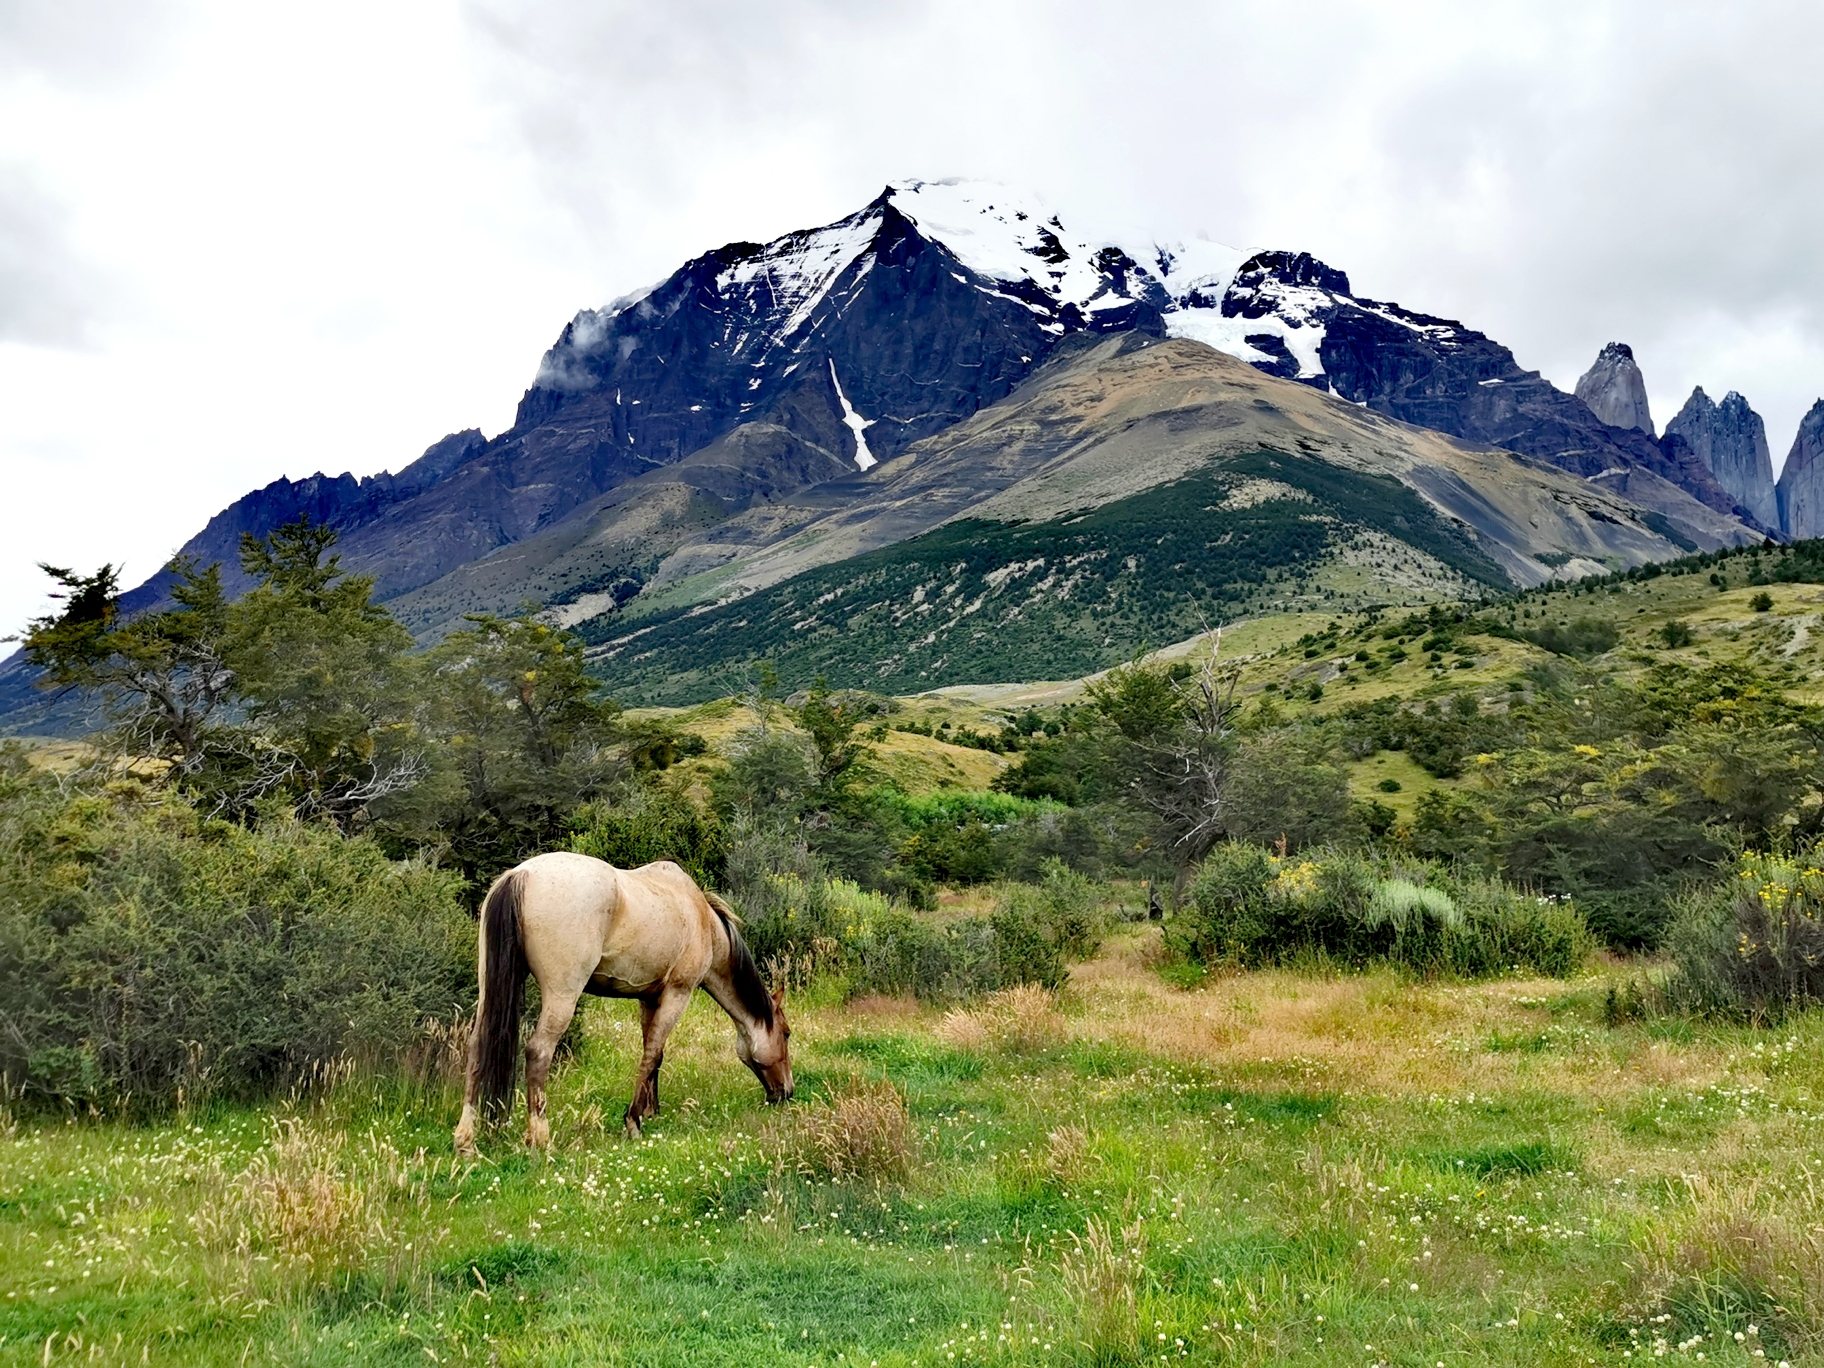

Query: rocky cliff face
[[1664, 388, 1779, 532], [1778, 400, 1824, 540], [1158, 264, 1741, 519], [1574, 342, 1656, 436], [114, 429, 488, 616]]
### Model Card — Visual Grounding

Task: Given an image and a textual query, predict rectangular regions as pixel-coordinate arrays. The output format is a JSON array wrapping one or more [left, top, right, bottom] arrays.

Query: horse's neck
[[702, 939, 762, 1038]]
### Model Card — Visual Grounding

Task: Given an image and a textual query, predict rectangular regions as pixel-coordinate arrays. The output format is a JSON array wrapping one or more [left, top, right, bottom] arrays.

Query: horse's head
[[738, 987, 793, 1104]]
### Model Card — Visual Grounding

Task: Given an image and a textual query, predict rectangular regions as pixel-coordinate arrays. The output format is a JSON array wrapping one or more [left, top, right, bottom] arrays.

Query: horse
[[452, 851, 792, 1155]]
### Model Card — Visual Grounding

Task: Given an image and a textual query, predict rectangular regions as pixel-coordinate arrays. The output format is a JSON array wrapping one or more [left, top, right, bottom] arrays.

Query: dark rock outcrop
[[1665, 388, 1778, 532], [1154, 260, 1744, 522], [1778, 400, 1824, 540], [113, 429, 488, 615], [1574, 342, 1656, 436]]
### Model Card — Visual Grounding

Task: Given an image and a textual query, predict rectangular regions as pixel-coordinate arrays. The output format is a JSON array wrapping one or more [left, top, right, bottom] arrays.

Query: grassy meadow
[[6, 927, 1820, 1367], [17, 530, 1824, 1366]]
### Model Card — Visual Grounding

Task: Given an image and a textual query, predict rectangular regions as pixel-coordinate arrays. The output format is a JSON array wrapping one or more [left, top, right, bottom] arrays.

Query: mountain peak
[[1574, 341, 1655, 437], [1667, 384, 1776, 531]]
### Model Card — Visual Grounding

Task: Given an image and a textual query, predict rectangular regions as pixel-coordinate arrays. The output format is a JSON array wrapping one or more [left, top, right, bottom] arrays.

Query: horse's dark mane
[[712, 903, 775, 1029]]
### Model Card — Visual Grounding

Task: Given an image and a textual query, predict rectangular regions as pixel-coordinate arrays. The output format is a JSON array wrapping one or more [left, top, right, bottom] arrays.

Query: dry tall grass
[[191, 1120, 380, 1271], [934, 1008, 992, 1051], [1043, 1124, 1095, 1185], [936, 984, 1067, 1055], [1069, 930, 1731, 1104], [773, 1077, 918, 1188], [188, 1118, 462, 1296]]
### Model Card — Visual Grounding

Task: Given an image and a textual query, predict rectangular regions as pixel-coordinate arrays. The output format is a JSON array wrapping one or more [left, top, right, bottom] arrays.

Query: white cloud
[[3, 0, 1822, 634]]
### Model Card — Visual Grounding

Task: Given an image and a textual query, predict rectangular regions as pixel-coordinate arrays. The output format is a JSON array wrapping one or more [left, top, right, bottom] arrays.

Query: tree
[[218, 517, 421, 827], [796, 680, 875, 802], [1219, 732, 1354, 852], [20, 558, 234, 773], [395, 613, 624, 878], [1088, 636, 1241, 874]]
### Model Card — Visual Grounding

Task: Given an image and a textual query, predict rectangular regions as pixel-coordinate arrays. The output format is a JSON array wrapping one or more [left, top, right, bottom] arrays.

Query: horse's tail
[[474, 869, 529, 1114]]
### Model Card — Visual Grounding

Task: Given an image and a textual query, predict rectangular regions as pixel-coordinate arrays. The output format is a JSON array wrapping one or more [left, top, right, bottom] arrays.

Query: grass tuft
[[1061, 1213, 1149, 1365], [771, 1076, 918, 1189]]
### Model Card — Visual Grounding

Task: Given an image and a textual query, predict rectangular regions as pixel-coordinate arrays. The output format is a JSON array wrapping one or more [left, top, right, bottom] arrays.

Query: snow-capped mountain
[[36, 179, 1772, 661]]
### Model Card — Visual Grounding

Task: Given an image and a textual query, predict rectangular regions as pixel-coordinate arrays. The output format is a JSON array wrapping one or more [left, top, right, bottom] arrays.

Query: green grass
[[6, 947, 1824, 1365]]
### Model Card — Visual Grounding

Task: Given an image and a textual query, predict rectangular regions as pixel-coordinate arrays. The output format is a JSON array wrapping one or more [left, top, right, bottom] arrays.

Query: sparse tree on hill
[[1088, 633, 1241, 877], [20, 557, 234, 773]]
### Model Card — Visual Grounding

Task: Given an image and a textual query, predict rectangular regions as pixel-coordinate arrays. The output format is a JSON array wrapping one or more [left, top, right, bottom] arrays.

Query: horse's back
[[514, 853, 715, 996], [509, 853, 621, 990]]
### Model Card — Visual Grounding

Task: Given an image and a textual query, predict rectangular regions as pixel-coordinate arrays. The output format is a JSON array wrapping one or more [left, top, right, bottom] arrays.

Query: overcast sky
[[5, 0, 1823, 632]]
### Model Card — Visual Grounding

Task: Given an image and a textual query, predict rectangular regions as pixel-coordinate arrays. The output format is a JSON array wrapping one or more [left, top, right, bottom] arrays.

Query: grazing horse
[[452, 851, 792, 1155]]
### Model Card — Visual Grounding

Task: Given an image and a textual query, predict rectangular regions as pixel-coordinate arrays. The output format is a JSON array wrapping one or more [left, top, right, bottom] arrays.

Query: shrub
[[0, 759, 475, 1107], [993, 806, 1113, 880], [988, 860, 1107, 989], [1165, 842, 1591, 978], [1665, 853, 1824, 1020], [898, 818, 999, 886], [722, 813, 1111, 1001], [845, 908, 1000, 1000], [1524, 617, 1619, 658], [567, 783, 725, 887]]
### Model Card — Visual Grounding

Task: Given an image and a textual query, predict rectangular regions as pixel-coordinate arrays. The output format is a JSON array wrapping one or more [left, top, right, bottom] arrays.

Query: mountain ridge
[[3, 178, 1792, 733]]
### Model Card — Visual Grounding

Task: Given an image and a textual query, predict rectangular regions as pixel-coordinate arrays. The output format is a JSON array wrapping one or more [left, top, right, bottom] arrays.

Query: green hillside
[[586, 450, 1507, 704]]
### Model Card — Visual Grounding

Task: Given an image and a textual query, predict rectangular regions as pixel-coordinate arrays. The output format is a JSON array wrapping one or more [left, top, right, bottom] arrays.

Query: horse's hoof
[[525, 1118, 551, 1150], [623, 1115, 643, 1139]]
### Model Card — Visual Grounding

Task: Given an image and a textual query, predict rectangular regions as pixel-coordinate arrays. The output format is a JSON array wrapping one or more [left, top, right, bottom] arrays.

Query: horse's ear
[[771, 986, 785, 1009]]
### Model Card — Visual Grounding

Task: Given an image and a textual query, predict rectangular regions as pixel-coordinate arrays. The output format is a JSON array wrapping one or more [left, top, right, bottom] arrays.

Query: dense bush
[[1522, 617, 1620, 658], [719, 816, 1108, 1000], [1665, 853, 1824, 1020], [0, 754, 474, 1106], [567, 783, 726, 887], [1165, 842, 1590, 978]]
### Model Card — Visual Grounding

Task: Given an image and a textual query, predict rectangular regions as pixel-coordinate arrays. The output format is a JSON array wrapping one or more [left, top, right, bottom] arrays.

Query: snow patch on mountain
[[1166, 305, 1328, 377], [886, 179, 1138, 318], [716, 208, 881, 349], [828, 361, 877, 471]]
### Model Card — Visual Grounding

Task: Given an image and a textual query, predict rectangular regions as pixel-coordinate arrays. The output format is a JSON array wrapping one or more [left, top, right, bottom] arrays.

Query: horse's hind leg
[[626, 986, 691, 1137], [453, 1042, 483, 1157], [523, 989, 582, 1151]]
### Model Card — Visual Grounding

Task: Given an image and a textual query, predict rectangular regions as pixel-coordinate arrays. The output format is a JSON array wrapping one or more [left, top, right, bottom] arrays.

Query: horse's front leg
[[524, 989, 582, 1151], [626, 987, 691, 1137], [637, 997, 666, 1118]]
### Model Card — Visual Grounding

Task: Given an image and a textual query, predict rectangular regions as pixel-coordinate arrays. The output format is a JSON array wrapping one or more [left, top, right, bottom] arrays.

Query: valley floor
[[3, 933, 1818, 1366]]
